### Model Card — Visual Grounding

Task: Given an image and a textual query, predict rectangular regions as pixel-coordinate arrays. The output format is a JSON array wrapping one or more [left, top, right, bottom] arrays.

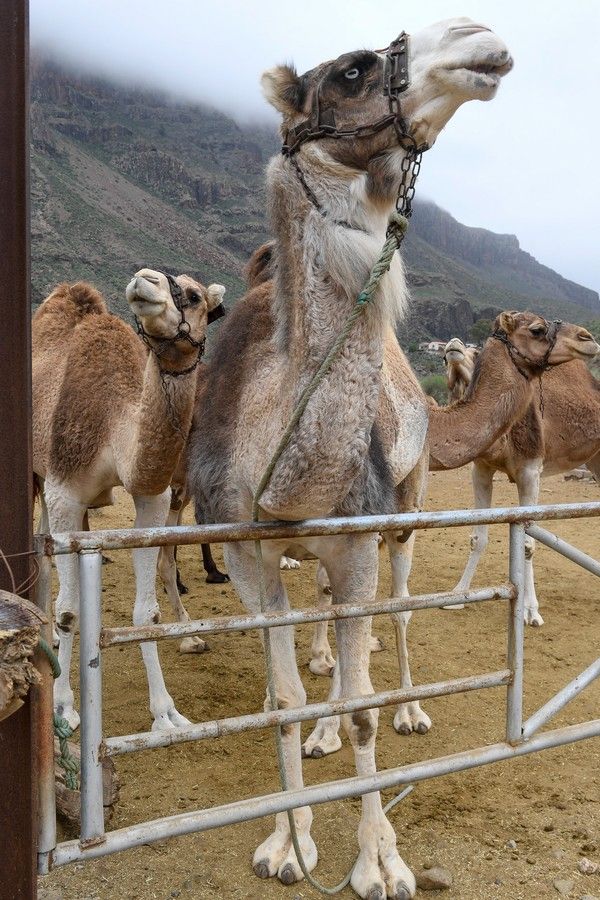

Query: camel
[[304, 312, 598, 752], [185, 19, 514, 898], [32, 271, 225, 731], [442, 331, 600, 624]]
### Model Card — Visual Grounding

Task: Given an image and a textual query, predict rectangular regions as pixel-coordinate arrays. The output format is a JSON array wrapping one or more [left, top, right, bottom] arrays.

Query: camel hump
[[59, 281, 107, 316], [245, 241, 275, 288]]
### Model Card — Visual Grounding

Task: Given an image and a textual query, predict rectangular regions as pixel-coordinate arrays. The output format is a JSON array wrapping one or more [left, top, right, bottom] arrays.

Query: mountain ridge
[[30, 58, 599, 342]]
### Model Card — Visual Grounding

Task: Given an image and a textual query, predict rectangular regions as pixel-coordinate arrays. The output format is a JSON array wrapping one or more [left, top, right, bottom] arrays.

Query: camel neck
[[429, 339, 535, 471], [257, 153, 407, 518]]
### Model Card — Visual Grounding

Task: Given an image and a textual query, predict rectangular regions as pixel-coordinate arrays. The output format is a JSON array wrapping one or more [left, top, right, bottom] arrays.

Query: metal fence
[[35, 501, 600, 876]]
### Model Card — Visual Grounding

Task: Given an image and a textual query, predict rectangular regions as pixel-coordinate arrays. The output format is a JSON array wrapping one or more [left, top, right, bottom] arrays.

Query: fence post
[[0, 1, 36, 896], [79, 550, 106, 845], [506, 522, 525, 744]]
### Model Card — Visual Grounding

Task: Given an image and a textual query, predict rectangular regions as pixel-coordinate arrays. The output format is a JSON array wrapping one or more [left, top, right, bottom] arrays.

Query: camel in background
[[443, 333, 600, 624]]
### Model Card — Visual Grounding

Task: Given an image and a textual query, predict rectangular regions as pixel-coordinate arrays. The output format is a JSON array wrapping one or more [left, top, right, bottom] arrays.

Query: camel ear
[[261, 64, 304, 116], [496, 311, 519, 334], [206, 283, 226, 312]]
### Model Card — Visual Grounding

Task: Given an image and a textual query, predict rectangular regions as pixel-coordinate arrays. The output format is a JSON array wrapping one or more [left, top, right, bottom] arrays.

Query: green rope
[[38, 637, 80, 791], [252, 211, 413, 895]]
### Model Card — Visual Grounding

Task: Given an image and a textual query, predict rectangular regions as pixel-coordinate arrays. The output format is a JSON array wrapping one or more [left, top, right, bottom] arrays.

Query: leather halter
[[282, 32, 416, 157], [492, 320, 563, 379]]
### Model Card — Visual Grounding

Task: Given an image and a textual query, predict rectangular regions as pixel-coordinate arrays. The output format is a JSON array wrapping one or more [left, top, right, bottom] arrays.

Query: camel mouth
[[126, 275, 168, 317], [571, 340, 600, 359], [446, 53, 513, 94], [444, 339, 466, 361]]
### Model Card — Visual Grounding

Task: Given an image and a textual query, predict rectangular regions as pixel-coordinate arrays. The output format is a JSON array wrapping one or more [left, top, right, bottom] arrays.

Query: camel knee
[[344, 708, 378, 748], [56, 608, 78, 635], [470, 528, 488, 553], [524, 536, 535, 560], [133, 596, 161, 626]]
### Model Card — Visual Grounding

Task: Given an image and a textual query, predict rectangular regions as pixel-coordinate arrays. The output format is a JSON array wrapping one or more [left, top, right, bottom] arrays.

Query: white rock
[[554, 879, 575, 896], [578, 858, 599, 875], [416, 866, 453, 891]]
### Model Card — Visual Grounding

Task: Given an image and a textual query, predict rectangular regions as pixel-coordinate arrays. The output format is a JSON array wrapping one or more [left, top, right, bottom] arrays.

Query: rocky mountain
[[30, 58, 599, 342]]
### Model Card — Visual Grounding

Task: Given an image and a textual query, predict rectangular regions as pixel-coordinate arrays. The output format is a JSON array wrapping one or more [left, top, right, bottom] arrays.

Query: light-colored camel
[[186, 20, 513, 898], [443, 331, 600, 624], [306, 312, 598, 750], [32, 271, 224, 731]]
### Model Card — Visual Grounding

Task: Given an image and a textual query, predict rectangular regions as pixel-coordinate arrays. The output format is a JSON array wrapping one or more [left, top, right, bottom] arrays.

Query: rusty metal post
[[0, 1, 36, 897]]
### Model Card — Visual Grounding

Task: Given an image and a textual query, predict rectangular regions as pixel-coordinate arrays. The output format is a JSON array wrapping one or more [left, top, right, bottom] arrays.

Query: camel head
[[126, 269, 225, 345], [492, 311, 599, 373], [443, 337, 479, 400], [262, 18, 512, 177]]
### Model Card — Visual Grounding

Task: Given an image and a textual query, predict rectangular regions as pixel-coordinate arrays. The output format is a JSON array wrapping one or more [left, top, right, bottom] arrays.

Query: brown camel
[[185, 19, 514, 898], [32, 271, 224, 731], [442, 331, 600, 624]]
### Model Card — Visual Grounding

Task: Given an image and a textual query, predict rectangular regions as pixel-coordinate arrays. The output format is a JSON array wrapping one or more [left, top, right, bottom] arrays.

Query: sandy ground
[[40, 468, 599, 900]]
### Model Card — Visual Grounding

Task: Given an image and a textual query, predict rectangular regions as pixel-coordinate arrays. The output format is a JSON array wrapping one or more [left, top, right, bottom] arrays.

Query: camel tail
[[244, 241, 275, 288]]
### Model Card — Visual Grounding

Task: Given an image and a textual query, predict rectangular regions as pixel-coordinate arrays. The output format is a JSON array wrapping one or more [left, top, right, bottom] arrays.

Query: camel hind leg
[[446, 459, 494, 608], [157, 499, 208, 655]]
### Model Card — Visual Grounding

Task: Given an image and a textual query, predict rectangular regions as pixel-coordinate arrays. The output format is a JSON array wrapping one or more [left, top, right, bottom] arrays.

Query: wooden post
[[0, 1, 36, 897]]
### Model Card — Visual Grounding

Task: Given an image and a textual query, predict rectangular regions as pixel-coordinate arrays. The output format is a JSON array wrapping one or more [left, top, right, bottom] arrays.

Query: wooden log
[[0, 590, 45, 722], [54, 738, 121, 826]]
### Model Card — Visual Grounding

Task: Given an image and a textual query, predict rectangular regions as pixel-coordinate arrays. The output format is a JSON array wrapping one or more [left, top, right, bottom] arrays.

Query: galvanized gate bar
[[78, 551, 106, 846], [52, 718, 600, 868], [34, 544, 56, 876], [101, 585, 513, 647], [506, 524, 525, 743], [525, 523, 600, 578], [521, 657, 600, 740], [46, 501, 600, 554], [105, 669, 512, 756]]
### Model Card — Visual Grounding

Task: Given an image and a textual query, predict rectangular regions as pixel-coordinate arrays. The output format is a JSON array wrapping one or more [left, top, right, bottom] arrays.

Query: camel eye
[[189, 291, 202, 305], [345, 67, 361, 80]]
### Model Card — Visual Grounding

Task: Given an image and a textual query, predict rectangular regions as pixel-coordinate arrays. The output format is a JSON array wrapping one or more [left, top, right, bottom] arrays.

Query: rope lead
[[252, 210, 413, 895], [38, 636, 80, 791]]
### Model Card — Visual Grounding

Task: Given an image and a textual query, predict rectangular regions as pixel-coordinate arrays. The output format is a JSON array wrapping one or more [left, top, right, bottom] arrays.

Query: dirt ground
[[40, 468, 599, 900]]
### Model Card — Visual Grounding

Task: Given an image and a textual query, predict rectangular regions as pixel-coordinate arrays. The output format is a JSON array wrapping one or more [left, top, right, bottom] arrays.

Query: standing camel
[[33, 270, 224, 731], [443, 332, 600, 624], [187, 19, 514, 898]]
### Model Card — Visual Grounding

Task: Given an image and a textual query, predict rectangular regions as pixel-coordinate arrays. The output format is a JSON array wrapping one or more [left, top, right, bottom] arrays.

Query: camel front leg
[[385, 532, 431, 736], [45, 482, 86, 731], [516, 460, 543, 626], [133, 491, 191, 731], [224, 541, 317, 885], [323, 534, 415, 899], [446, 460, 495, 608], [157, 505, 208, 655]]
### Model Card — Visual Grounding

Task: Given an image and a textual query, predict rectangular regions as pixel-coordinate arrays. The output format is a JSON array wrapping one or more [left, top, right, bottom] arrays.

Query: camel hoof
[[179, 636, 209, 654], [279, 864, 297, 885], [367, 888, 385, 900], [396, 722, 412, 736], [392, 882, 412, 900], [415, 722, 429, 735], [370, 636, 385, 653], [302, 745, 325, 759], [254, 861, 270, 879], [206, 570, 230, 584]]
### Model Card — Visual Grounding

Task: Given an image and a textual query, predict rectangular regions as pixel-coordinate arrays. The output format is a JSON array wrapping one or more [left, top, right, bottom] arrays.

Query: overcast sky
[[31, 0, 600, 296]]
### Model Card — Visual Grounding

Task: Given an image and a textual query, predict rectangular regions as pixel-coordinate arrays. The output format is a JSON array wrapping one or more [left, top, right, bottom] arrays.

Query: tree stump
[[54, 738, 121, 826], [0, 590, 45, 721]]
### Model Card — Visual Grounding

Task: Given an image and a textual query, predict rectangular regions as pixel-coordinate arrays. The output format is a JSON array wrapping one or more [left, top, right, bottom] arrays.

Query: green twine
[[252, 212, 412, 895], [38, 637, 80, 791]]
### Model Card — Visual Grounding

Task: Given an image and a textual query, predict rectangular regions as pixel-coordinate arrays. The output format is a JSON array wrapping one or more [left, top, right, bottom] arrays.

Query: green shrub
[[421, 374, 448, 405]]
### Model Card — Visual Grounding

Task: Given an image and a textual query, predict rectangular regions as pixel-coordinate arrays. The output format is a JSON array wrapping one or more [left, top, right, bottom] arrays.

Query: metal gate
[[36, 501, 600, 874]]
